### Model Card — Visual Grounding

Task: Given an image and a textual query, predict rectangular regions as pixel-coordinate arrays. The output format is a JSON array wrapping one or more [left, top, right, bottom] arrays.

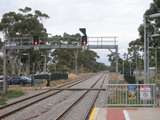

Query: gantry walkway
[[4, 36, 118, 50]]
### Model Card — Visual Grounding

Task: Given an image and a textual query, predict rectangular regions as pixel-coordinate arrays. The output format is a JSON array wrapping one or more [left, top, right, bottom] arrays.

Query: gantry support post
[[3, 42, 7, 94], [144, 15, 150, 83], [74, 49, 79, 74], [115, 47, 119, 73]]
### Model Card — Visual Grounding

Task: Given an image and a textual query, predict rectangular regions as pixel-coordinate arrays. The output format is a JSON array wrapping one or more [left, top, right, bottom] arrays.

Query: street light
[[144, 12, 160, 83]]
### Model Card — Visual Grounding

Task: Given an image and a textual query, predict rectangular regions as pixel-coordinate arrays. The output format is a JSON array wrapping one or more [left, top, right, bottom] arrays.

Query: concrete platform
[[89, 107, 160, 120], [128, 108, 160, 120]]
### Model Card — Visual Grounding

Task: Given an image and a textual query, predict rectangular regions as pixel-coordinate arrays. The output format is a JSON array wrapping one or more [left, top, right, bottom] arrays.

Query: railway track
[[54, 73, 106, 120], [0, 74, 94, 119]]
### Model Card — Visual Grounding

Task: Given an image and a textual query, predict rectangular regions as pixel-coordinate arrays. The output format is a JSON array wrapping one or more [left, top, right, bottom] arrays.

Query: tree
[[0, 7, 49, 37], [0, 38, 3, 74], [0, 7, 49, 75], [49, 33, 107, 73], [127, 0, 160, 73]]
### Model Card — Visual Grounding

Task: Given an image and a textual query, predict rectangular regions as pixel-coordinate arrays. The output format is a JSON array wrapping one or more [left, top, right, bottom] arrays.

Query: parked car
[[0, 75, 11, 82], [7, 76, 32, 85]]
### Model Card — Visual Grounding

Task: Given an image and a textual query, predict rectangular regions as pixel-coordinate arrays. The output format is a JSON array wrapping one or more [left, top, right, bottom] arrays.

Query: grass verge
[[0, 90, 24, 106]]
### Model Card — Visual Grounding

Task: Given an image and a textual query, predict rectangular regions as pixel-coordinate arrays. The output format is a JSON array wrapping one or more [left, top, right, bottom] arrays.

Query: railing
[[88, 36, 117, 46], [5, 37, 80, 48], [4, 36, 118, 50], [106, 84, 156, 107]]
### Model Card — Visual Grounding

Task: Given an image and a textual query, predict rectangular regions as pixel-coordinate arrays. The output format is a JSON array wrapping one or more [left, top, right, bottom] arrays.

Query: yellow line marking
[[89, 107, 96, 120]]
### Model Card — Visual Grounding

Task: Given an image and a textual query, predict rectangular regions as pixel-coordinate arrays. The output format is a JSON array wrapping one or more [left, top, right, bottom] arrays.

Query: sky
[[0, 0, 153, 64]]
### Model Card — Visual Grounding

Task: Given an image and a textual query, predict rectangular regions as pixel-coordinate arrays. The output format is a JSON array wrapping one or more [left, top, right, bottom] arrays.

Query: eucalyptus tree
[[128, 0, 160, 72], [0, 7, 49, 75], [49, 33, 107, 73]]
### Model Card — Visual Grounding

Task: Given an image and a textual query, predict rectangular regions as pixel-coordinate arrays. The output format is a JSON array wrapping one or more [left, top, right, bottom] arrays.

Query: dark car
[[8, 76, 32, 85], [0, 75, 11, 82]]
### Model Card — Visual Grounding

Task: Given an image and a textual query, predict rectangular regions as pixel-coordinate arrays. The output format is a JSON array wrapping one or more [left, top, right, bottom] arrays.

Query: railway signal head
[[81, 35, 87, 45], [79, 28, 88, 47], [79, 28, 86, 36], [33, 36, 39, 45]]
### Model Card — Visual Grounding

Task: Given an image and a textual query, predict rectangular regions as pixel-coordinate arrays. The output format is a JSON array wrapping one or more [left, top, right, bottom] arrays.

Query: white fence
[[106, 84, 156, 107]]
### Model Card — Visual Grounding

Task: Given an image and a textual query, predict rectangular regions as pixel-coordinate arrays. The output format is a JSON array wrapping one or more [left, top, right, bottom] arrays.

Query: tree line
[[0, 7, 108, 75], [109, 0, 160, 76]]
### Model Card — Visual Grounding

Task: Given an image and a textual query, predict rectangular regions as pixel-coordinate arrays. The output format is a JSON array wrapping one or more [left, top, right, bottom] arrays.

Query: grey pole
[[155, 47, 158, 81], [144, 15, 149, 83], [123, 53, 126, 75], [74, 49, 78, 74], [115, 47, 119, 73], [115, 37, 119, 73], [123, 60, 124, 75], [28, 53, 30, 74], [44, 55, 47, 72], [136, 52, 138, 74], [41, 54, 47, 73], [143, 13, 160, 83], [3, 41, 7, 94], [129, 61, 132, 75]]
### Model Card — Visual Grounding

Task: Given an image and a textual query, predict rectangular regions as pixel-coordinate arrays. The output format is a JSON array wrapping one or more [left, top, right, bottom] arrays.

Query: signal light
[[33, 36, 39, 45], [81, 35, 87, 46], [79, 28, 86, 36]]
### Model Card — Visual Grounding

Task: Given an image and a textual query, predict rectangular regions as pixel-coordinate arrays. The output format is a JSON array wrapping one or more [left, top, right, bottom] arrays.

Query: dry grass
[[68, 73, 78, 80], [109, 72, 124, 81]]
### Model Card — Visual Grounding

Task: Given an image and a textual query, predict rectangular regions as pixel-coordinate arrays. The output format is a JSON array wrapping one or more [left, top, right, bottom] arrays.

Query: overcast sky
[[0, 0, 152, 64]]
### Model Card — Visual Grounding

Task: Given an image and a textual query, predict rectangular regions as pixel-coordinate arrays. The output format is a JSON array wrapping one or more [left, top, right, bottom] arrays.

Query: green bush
[[124, 74, 136, 84]]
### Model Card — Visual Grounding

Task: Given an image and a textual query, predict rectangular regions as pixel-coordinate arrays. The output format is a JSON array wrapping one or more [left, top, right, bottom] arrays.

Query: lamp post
[[144, 13, 160, 83]]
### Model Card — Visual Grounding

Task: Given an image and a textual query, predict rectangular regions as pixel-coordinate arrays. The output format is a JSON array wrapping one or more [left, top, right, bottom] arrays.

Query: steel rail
[[84, 74, 106, 120], [0, 75, 93, 119], [50, 88, 106, 91], [55, 73, 105, 120]]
